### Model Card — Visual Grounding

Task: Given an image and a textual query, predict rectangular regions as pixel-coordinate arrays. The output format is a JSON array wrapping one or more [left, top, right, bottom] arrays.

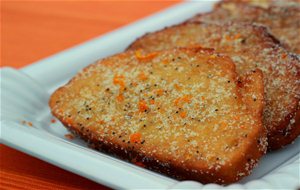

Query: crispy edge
[[268, 107, 300, 150], [49, 48, 266, 184], [267, 53, 300, 150], [187, 0, 300, 53], [127, 21, 282, 53], [186, 1, 268, 24]]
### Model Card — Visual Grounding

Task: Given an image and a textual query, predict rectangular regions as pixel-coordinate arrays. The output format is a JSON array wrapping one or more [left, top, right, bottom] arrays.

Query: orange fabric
[[0, 145, 105, 189], [2, 1, 180, 68], [1, 1, 180, 189]]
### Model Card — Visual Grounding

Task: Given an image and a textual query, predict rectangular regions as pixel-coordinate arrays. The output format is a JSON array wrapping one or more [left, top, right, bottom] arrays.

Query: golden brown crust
[[127, 22, 300, 150], [49, 48, 266, 184], [268, 106, 300, 150], [188, 0, 300, 54]]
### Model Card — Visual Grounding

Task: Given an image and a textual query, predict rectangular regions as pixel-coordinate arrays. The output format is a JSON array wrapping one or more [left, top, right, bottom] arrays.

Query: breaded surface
[[188, 0, 300, 54], [127, 22, 300, 150], [49, 48, 266, 184]]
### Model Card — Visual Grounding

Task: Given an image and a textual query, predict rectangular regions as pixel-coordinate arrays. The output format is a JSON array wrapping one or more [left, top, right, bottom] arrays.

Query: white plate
[[1, 1, 299, 189]]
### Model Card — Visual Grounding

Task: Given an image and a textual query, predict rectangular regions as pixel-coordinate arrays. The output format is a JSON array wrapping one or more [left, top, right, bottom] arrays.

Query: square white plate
[[1, 1, 299, 189]]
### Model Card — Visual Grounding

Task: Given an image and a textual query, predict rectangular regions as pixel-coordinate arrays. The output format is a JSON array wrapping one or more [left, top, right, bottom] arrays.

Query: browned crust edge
[[267, 53, 300, 150], [56, 117, 266, 185], [268, 107, 300, 150], [187, 1, 300, 53], [127, 21, 283, 55]]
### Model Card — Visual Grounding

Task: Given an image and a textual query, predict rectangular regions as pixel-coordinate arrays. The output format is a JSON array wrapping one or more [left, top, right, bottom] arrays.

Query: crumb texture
[[50, 48, 266, 184], [128, 22, 300, 150]]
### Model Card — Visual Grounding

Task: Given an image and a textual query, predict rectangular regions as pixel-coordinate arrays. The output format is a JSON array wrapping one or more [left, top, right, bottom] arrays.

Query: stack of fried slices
[[50, 0, 300, 185]]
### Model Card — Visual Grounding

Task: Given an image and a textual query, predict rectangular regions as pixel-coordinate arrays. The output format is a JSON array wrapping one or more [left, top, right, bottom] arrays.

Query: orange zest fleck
[[138, 72, 147, 81], [130, 132, 141, 143], [220, 122, 227, 129], [162, 59, 169, 64], [65, 133, 74, 140], [131, 82, 138, 87], [150, 99, 155, 105], [174, 84, 181, 91], [233, 116, 240, 120], [138, 100, 148, 112], [240, 125, 245, 129], [113, 75, 125, 90], [201, 96, 205, 101], [27, 122, 33, 127], [225, 33, 241, 41], [180, 111, 187, 118], [51, 118, 56, 123], [113, 75, 124, 84], [135, 50, 158, 62], [174, 95, 192, 106], [225, 35, 231, 41], [234, 33, 241, 39], [155, 89, 164, 96], [182, 95, 192, 103], [174, 98, 181, 106], [98, 120, 105, 124], [116, 94, 124, 102], [281, 53, 287, 59]]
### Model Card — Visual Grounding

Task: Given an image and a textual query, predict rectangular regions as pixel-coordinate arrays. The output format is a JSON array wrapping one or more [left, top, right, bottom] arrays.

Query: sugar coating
[[128, 22, 300, 149], [189, 1, 300, 54], [50, 48, 266, 184]]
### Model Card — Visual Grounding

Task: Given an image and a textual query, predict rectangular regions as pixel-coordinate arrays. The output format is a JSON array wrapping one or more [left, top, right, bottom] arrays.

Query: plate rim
[[1, 1, 300, 189]]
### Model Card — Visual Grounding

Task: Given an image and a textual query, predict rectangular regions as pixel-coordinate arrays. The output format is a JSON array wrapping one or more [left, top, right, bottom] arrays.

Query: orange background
[[1, 1, 180, 189]]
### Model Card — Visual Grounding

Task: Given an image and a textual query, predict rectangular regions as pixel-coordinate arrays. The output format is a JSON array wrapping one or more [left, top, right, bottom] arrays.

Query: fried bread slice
[[127, 22, 300, 150], [49, 48, 266, 184], [188, 0, 300, 54]]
